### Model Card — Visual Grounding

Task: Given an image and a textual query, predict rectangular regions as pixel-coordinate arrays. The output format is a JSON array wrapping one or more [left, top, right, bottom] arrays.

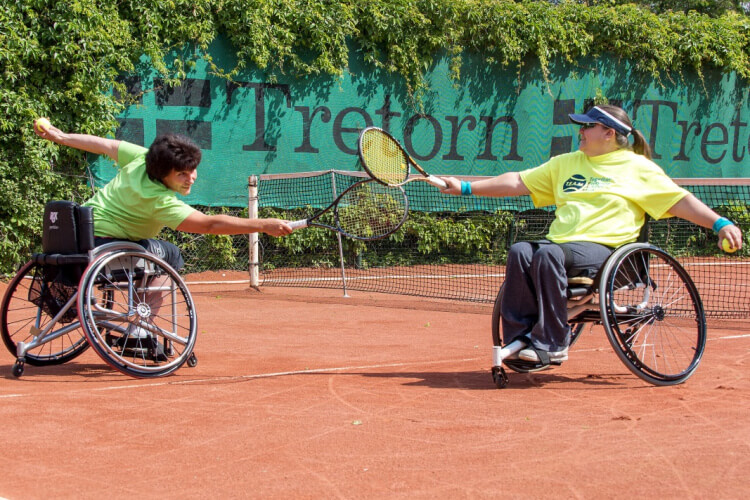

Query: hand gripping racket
[[287, 178, 408, 240], [358, 127, 448, 189]]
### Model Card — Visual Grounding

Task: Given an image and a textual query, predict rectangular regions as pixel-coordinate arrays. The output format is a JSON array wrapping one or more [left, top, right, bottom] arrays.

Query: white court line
[[1, 332, 748, 399], [546, 332, 750, 356], [0, 357, 483, 398], [708, 333, 750, 340]]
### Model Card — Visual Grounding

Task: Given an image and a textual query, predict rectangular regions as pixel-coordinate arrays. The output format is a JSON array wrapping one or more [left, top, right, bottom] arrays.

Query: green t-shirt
[[83, 141, 195, 240], [519, 149, 689, 247]]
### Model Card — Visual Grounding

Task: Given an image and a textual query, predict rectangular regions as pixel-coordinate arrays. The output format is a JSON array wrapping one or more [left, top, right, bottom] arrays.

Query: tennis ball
[[35, 117, 51, 133], [722, 238, 737, 253]]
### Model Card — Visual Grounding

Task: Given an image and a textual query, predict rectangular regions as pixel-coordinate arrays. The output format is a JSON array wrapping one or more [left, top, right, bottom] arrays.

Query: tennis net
[[256, 171, 750, 319]]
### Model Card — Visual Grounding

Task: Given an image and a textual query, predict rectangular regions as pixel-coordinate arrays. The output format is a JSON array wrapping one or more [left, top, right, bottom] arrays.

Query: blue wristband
[[461, 180, 472, 196], [712, 217, 733, 234]]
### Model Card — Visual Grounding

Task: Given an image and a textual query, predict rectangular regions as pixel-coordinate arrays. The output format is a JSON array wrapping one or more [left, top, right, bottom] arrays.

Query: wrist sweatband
[[461, 180, 472, 196], [712, 217, 734, 234]]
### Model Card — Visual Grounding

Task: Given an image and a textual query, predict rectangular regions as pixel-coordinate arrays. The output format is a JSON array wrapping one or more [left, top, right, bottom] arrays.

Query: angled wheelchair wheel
[[491, 283, 584, 374], [598, 243, 706, 386], [77, 250, 198, 378], [1, 260, 89, 366]]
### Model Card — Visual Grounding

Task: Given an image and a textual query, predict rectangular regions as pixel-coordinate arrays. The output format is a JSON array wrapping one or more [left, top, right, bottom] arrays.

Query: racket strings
[[335, 182, 407, 239], [360, 131, 409, 184]]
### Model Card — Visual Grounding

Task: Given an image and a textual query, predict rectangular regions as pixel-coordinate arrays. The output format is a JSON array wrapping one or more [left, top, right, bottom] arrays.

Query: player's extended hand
[[438, 176, 462, 196], [262, 218, 294, 237], [33, 118, 64, 142], [718, 224, 743, 252]]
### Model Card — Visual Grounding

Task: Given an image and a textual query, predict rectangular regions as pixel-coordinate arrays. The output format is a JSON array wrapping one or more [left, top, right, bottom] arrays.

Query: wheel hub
[[136, 302, 152, 319], [652, 305, 665, 321]]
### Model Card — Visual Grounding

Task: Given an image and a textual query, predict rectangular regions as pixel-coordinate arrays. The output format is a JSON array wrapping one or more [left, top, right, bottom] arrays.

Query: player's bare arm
[[668, 194, 743, 250], [34, 119, 120, 161], [439, 172, 531, 198], [176, 211, 292, 237]]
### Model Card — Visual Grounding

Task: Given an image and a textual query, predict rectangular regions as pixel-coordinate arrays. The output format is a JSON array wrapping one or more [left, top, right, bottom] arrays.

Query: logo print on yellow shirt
[[563, 174, 587, 193]]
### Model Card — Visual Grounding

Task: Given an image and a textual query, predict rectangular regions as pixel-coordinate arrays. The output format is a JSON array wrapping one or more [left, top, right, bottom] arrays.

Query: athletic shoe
[[518, 346, 568, 363], [125, 323, 150, 339]]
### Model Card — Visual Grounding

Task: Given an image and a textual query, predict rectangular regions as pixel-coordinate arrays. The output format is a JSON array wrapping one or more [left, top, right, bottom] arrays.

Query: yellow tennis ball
[[35, 117, 51, 133], [722, 238, 737, 253], [400, 163, 407, 171]]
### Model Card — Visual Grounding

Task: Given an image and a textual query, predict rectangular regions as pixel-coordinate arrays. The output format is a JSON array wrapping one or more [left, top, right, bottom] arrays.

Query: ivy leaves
[[1, 0, 749, 274]]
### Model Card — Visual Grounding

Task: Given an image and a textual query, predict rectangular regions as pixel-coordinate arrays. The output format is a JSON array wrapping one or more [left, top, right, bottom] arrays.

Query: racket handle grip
[[288, 219, 308, 230], [425, 175, 448, 189]]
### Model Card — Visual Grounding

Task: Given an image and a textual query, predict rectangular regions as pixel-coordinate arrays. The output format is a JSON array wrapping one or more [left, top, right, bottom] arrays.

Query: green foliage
[[259, 208, 514, 269], [217, 0, 355, 79], [582, 0, 748, 18], [1, 0, 749, 274], [159, 207, 241, 272]]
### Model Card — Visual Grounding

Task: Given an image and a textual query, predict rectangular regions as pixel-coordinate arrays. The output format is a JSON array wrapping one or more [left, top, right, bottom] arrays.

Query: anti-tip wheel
[[491, 366, 509, 389], [187, 353, 198, 367]]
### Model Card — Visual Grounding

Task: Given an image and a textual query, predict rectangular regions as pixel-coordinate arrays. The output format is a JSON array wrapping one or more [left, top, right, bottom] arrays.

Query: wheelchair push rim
[[599, 244, 707, 386], [77, 249, 198, 378]]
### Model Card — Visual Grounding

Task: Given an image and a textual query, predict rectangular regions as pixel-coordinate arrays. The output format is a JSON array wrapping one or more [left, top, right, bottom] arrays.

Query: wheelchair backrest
[[42, 201, 95, 255]]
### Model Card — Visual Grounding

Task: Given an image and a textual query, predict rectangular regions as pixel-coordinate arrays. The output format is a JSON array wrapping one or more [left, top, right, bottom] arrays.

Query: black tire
[[491, 366, 509, 388], [598, 244, 706, 386], [77, 250, 198, 378], [491, 283, 584, 373], [1, 260, 89, 366]]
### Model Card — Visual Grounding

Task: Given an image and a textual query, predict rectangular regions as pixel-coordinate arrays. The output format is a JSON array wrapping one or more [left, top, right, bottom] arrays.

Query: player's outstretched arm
[[439, 172, 531, 198], [33, 118, 120, 162], [668, 193, 743, 251], [176, 211, 292, 237]]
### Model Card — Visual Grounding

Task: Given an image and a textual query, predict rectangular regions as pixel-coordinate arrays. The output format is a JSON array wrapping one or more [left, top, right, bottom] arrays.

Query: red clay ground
[[0, 276, 748, 499]]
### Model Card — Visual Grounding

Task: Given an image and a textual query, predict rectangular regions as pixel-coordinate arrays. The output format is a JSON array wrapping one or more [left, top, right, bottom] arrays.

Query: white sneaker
[[518, 347, 568, 364], [125, 324, 150, 339]]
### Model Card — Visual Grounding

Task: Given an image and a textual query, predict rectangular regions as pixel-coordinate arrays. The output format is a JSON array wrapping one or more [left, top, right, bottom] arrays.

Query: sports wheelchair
[[1, 201, 198, 378], [490, 217, 707, 388]]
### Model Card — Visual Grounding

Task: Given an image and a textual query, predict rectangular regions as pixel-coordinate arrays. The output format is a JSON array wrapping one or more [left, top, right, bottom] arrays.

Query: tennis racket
[[358, 127, 448, 189], [287, 179, 408, 240]]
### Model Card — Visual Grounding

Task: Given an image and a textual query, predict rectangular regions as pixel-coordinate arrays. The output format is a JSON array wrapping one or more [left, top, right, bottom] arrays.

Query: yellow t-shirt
[[519, 149, 689, 247], [84, 141, 195, 240]]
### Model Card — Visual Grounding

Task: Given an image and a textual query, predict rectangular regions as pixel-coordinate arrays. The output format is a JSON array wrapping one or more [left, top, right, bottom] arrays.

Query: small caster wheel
[[491, 366, 508, 389], [187, 353, 198, 367], [12, 360, 25, 378]]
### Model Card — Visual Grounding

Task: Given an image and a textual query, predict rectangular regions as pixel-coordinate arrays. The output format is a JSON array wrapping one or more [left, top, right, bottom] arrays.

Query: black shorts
[[94, 237, 185, 271]]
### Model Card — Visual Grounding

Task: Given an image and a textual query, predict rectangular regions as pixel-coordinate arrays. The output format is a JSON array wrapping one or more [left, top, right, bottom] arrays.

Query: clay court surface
[[1, 273, 749, 499]]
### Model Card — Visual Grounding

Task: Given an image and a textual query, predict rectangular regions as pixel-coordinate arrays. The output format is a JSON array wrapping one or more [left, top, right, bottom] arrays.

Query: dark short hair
[[145, 133, 202, 182]]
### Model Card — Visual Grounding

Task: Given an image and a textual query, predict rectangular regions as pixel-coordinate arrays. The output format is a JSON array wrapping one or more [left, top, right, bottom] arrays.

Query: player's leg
[[515, 243, 570, 363], [560, 241, 613, 281], [517, 242, 612, 363], [500, 241, 540, 346]]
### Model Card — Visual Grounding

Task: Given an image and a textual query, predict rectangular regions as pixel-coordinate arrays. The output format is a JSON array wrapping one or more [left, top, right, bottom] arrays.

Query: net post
[[248, 175, 260, 290], [330, 171, 350, 298]]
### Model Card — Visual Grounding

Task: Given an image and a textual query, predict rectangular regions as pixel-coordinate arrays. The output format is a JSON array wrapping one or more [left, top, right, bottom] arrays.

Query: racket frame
[[288, 178, 408, 241], [358, 127, 447, 189]]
